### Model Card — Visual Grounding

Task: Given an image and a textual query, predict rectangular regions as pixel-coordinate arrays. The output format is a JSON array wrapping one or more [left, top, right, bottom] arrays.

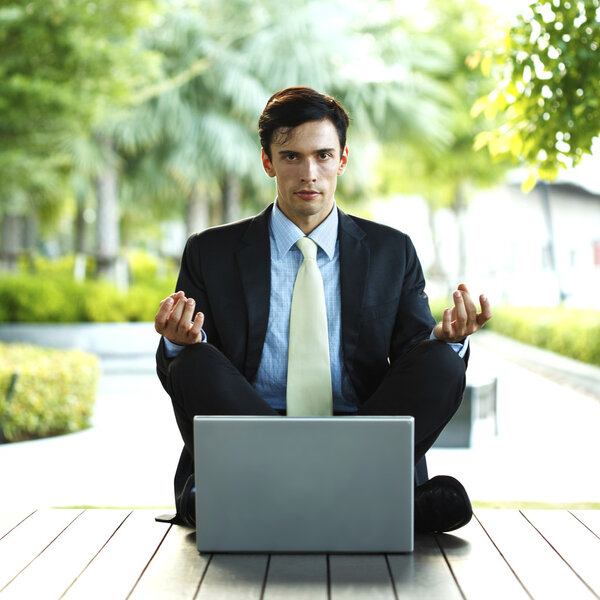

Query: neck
[[276, 204, 335, 236]]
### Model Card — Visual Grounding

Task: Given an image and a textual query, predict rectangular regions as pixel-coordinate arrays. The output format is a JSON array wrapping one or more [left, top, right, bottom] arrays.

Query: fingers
[[154, 293, 180, 334], [440, 308, 454, 340], [179, 298, 198, 333], [454, 284, 492, 335], [434, 284, 492, 343], [154, 291, 204, 344], [190, 310, 205, 337], [457, 285, 478, 324], [450, 290, 471, 339], [170, 293, 191, 325], [477, 293, 493, 327]]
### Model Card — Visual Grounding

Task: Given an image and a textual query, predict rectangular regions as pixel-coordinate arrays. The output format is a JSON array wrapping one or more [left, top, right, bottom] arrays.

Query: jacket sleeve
[[390, 235, 437, 361], [156, 234, 218, 387]]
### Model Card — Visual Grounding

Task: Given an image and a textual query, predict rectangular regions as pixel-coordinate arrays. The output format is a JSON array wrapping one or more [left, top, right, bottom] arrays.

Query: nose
[[300, 158, 317, 182]]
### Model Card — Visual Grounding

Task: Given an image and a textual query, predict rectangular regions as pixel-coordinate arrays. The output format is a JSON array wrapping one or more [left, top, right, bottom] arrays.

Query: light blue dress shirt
[[163, 200, 468, 412], [253, 200, 359, 412]]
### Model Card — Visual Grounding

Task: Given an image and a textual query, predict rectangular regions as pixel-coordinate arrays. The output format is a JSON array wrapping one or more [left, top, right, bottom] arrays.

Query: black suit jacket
[[156, 204, 440, 507], [157, 204, 436, 400]]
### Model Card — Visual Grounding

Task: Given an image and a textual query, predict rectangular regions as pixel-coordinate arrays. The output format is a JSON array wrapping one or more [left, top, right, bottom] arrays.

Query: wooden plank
[[388, 534, 462, 600], [1, 509, 597, 599], [522, 510, 600, 596], [571, 511, 600, 539], [128, 524, 210, 599], [329, 555, 395, 600], [0, 508, 36, 540], [0, 508, 83, 592], [61, 510, 170, 600], [437, 516, 529, 600], [476, 509, 597, 600], [1, 509, 130, 600], [196, 554, 269, 599], [263, 554, 328, 600]]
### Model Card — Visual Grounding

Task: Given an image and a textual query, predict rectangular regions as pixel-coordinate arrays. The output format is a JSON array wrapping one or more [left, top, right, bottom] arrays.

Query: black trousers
[[167, 338, 466, 468]]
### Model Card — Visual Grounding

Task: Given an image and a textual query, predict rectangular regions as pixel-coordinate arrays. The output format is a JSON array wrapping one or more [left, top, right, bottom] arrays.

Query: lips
[[295, 190, 320, 200]]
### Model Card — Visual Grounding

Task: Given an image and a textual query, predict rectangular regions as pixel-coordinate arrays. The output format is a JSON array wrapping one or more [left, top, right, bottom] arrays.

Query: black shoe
[[414, 475, 472, 533], [177, 474, 196, 528]]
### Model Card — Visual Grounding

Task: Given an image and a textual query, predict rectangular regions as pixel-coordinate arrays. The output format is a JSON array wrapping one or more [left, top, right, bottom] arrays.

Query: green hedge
[[486, 306, 600, 367], [0, 250, 178, 323], [0, 343, 100, 442], [429, 298, 448, 324], [430, 298, 600, 367], [0, 275, 174, 323], [20, 249, 177, 286]]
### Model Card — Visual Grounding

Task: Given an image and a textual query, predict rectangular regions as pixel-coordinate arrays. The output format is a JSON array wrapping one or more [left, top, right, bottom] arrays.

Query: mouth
[[295, 189, 321, 200]]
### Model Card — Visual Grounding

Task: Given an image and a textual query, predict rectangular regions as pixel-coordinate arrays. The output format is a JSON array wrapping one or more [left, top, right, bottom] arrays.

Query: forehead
[[272, 119, 340, 152]]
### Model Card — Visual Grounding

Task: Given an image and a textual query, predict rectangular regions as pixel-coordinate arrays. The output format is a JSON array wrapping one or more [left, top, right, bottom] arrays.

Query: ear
[[337, 146, 349, 175], [262, 149, 276, 178]]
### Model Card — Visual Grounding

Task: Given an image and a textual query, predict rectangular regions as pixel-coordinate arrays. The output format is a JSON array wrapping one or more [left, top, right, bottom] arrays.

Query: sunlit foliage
[[473, 0, 600, 190]]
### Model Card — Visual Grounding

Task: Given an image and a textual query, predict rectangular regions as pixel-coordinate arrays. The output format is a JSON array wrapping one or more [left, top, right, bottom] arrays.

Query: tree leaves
[[474, 0, 600, 189], [0, 0, 161, 208]]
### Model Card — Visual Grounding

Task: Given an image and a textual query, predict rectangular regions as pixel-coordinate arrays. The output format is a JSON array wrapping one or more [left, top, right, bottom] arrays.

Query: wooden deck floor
[[1, 508, 599, 599]]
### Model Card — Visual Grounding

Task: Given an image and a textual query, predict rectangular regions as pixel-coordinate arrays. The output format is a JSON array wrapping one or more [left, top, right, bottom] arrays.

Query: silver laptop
[[193, 416, 414, 553]]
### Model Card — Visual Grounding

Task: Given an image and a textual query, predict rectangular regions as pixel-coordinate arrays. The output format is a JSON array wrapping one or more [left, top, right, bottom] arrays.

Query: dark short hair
[[258, 87, 350, 160]]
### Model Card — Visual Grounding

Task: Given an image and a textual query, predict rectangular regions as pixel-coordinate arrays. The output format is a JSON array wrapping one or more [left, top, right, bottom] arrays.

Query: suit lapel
[[236, 205, 272, 379], [338, 209, 369, 365], [234, 205, 368, 379]]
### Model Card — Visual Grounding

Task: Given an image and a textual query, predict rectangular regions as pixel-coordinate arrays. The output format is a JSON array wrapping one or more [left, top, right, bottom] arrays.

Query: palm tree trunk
[[187, 184, 210, 238], [1, 213, 22, 272], [452, 183, 468, 283], [425, 201, 449, 291], [221, 173, 241, 224], [210, 199, 222, 227], [23, 215, 37, 271], [539, 181, 566, 304], [95, 135, 120, 280], [74, 189, 88, 254]]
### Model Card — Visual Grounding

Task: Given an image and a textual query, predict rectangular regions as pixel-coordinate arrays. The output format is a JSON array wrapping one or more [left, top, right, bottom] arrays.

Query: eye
[[284, 152, 297, 161], [319, 152, 333, 160]]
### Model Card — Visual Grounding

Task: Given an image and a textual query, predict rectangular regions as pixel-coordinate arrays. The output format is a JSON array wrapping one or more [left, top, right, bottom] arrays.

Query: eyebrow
[[277, 147, 337, 156]]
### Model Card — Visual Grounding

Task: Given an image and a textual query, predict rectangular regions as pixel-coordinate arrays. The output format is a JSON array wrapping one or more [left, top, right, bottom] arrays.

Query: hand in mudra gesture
[[433, 284, 492, 343], [155, 290, 204, 345]]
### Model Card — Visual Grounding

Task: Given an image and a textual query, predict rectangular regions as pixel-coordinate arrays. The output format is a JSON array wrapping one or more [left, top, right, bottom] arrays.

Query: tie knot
[[296, 237, 318, 260]]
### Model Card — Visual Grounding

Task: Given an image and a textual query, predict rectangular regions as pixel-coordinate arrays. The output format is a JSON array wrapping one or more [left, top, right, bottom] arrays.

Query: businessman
[[155, 86, 492, 532]]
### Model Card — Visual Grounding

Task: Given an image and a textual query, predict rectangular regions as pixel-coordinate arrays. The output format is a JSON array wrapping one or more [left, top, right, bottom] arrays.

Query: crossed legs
[[166, 339, 469, 531], [167, 338, 466, 464]]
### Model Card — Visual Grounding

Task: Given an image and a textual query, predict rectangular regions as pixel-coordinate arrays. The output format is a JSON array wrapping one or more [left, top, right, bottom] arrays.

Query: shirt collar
[[270, 199, 338, 260]]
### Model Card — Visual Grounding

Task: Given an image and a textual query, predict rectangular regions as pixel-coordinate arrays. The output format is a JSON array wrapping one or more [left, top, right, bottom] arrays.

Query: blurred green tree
[[2, 0, 492, 281], [375, 0, 510, 286], [472, 0, 600, 191], [0, 0, 160, 270], [115, 0, 453, 242], [116, 1, 267, 237]]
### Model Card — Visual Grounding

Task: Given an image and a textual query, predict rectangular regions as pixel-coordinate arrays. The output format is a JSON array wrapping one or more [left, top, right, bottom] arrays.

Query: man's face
[[262, 119, 348, 234]]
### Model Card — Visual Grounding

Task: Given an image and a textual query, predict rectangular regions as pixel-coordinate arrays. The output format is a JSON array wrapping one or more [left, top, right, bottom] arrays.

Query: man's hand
[[433, 283, 492, 344], [155, 290, 204, 345]]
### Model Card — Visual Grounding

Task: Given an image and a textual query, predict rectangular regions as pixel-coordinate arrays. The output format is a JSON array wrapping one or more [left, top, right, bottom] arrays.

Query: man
[[155, 87, 492, 533]]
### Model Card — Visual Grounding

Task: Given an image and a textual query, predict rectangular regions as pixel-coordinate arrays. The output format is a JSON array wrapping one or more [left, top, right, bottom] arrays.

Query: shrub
[[0, 250, 179, 323], [126, 249, 161, 285], [125, 282, 174, 321], [0, 275, 84, 323], [0, 274, 174, 323], [428, 299, 600, 367], [22, 253, 94, 279], [0, 343, 100, 442], [428, 298, 448, 324], [487, 306, 600, 367]]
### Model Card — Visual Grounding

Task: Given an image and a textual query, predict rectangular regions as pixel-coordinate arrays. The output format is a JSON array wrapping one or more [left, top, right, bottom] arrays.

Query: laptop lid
[[193, 416, 414, 553]]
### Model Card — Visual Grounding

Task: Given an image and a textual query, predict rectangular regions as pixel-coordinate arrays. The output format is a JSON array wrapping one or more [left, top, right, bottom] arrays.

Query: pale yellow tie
[[286, 237, 333, 416]]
